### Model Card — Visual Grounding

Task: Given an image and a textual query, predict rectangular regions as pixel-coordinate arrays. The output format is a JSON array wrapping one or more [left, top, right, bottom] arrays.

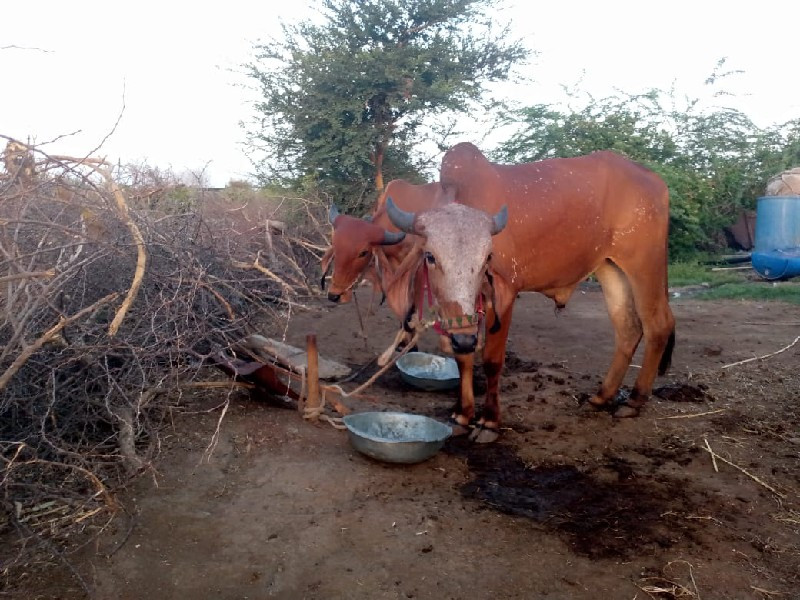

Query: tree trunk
[[374, 140, 386, 192]]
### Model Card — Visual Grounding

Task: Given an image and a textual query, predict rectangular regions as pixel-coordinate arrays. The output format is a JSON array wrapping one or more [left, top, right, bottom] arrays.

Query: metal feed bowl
[[343, 412, 452, 464], [396, 351, 460, 391]]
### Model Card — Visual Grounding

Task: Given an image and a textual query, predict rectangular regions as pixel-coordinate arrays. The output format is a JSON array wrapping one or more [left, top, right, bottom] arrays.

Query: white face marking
[[417, 204, 494, 315]]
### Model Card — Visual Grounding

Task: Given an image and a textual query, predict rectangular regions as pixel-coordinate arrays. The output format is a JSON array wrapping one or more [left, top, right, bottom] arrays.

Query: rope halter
[[420, 261, 485, 335]]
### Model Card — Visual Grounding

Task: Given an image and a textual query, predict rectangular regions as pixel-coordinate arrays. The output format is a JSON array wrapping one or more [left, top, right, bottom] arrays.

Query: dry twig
[[721, 334, 800, 369], [0, 292, 119, 391], [703, 438, 718, 472], [231, 257, 295, 292], [701, 439, 785, 499], [751, 586, 787, 597], [638, 560, 701, 599], [657, 409, 726, 420], [104, 165, 147, 337]]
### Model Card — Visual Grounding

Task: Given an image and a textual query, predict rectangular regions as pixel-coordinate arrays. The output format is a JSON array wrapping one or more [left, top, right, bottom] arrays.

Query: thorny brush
[[0, 139, 330, 591]]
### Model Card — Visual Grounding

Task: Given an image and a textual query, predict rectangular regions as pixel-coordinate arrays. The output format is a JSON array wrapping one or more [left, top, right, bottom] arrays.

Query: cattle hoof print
[[468, 425, 500, 444], [581, 398, 608, 413], [612, 402, 641, 418]]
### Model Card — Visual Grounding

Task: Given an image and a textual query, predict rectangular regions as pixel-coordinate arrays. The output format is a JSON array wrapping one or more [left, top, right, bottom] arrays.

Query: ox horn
[[490, 205, 508, 236], [385, 197, 416, 234], [328, 204, 340, 224], [380, 230, 406, 245]]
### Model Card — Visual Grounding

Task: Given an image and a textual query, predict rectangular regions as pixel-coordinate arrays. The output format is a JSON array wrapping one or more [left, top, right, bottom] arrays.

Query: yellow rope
[[301, 321, 431, 430], [302, 388, 347, 429], [326, 328, 423, 399]]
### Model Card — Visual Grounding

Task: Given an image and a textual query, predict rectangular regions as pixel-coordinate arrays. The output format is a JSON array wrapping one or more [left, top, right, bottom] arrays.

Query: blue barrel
[[751, 195, 800, 280]]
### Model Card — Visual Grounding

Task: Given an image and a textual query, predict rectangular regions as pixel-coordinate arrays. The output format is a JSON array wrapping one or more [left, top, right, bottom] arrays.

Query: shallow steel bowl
[[396, 351, 460, 391], [342, 411, 452, 464]]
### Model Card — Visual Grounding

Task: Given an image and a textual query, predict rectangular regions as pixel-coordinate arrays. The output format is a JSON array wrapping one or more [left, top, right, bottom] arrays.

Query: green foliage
[[162, 186, 194, 213], [697, 281, 800, 304], [667, 261, 746, 288], [495, 93, 677, 164], [495, 63, 800, 259], [246, 0, 527, 213], [668, 261, 800, 304]]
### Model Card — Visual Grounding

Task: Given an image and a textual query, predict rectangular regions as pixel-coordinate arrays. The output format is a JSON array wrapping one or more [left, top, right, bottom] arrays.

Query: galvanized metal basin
[[342, 411, 452, 464], [396, 351, 460, 391]]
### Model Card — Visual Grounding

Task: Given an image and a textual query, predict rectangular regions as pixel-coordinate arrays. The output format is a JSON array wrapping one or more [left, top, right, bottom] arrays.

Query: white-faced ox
[[383, 200, 508, 442], [386, 142, 676, 443]]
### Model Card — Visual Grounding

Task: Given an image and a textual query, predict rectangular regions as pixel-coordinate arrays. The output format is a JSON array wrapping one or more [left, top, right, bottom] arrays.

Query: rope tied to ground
[[302, 388, 347, 429], [301, 322, 430, 429]]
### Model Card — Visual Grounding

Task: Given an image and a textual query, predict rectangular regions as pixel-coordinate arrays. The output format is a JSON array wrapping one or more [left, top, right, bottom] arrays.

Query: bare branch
[[0, 292, 119, 391]]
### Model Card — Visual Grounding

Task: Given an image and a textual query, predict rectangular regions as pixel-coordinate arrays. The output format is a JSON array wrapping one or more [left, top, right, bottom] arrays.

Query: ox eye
[[358, 249, 369, 258], [424, 251, 436, 266], [487, 252, 493, 262]]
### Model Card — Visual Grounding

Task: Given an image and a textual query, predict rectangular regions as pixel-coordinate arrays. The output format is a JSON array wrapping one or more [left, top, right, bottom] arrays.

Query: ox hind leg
[[590, 260, 643, 411], [615, 258, 675, 418]]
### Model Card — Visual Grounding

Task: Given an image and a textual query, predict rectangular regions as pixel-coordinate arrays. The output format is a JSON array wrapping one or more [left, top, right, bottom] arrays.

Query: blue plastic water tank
[[752, 195, 800, 280], [754, 196, 800, 251]]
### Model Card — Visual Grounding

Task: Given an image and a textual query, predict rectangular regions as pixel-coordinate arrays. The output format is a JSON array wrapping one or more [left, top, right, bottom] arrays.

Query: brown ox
[[384, 142, 675, 442], [320, 179, 454, 363]]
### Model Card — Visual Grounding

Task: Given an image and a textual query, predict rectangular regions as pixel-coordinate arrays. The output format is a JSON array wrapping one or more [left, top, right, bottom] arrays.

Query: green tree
[[495, 84, 800, 259], [247, 0, 527, 212]]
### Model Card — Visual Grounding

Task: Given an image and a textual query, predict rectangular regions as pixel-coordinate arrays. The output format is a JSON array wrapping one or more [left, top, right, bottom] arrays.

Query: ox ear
[[320, 246, 334, 290], [329, 204, 340, 225], [491, 205, 508, 236], [361, 261, 382, 294], [382, 242, 424, 320]]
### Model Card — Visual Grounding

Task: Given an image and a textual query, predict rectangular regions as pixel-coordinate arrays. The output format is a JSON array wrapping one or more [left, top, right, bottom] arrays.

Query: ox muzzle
[[432, 308, 484, 355], [450, 332, 478, 354]]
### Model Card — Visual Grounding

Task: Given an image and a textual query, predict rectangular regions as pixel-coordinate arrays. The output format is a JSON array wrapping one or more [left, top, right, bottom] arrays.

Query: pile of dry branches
[[0, 138, 328, 584]]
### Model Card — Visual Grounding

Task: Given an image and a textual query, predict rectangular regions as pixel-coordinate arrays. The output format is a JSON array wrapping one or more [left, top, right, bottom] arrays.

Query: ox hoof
[[612, 402, 641, 418], [468, 424, 500, 444], [582, 396, 608, 412], [448, 415, 472, 437]]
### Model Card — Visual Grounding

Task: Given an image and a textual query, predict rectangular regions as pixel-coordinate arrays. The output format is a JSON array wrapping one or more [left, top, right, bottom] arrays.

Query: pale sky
[[2, 1, 798, 187]]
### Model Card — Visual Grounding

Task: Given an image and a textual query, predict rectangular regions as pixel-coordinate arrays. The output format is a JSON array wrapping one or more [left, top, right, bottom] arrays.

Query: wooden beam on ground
[[240, 334, 351, 380], [305, 334, 320, 419]]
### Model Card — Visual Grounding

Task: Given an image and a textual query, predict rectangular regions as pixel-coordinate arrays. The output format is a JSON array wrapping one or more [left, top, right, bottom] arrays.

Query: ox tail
[[658, 327, 676, 376]]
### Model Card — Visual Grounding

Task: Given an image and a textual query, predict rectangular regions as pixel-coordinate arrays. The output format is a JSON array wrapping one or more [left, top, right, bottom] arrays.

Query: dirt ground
[[17, 285, 800, 599]]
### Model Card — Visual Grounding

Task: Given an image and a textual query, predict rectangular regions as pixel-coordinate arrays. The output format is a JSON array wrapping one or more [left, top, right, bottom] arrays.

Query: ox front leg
[[470, 306, 513, 444], [451, 353, 475, 436]]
